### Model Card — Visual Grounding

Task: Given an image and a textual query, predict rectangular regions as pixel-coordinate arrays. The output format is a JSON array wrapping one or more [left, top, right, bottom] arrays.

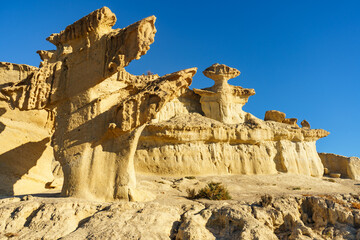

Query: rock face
[[135, 66, 329, 177], [0, 62, 54, 195], [0, 6, 330, 200], [1, 194, 360, 239], [319, 153, 360, 180], [135, 114, 328, 177], [0, 7, 196, 201]]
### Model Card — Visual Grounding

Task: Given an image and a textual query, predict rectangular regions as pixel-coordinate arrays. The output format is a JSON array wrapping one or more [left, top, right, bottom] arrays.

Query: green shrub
[[187, 182, 231, 200]]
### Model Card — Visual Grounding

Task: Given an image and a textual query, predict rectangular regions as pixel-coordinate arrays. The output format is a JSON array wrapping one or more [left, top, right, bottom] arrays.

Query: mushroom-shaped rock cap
[[203, 63, 240, 81]]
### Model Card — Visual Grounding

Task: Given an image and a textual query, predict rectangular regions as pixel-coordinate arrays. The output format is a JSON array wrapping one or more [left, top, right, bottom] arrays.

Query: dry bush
[[187, 182, 231, 200], [186, 188, 197, 199], [351, 202, 360, 209], [185, 176, 196, 180], [4, 233, 19, 238]]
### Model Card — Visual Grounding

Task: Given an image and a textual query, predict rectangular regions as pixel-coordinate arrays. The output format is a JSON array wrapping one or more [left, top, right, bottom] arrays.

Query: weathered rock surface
[[282, 117, 298, 127], [301, 119, 310, 129], [0, 7, 197, 201], [135, 114, 328, 177], [134, 64, 329, 178], [1, 192, 360, 239], [0, 62, 54, 195], [0, 6, 330, 200], [319, 153, 360, 180], [264, 110, 286, 123], [193, 63, 255, 124]]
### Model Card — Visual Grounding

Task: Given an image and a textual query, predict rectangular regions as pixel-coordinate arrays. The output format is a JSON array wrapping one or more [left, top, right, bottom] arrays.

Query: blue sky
[[1, 1, 359, 157]]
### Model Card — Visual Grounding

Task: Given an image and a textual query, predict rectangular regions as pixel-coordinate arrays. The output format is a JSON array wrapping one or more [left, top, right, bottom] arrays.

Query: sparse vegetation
[[260, 194, 273, 207], [185, 176, 196, 180], [187, 188, 197, 199], [351, 202, 360, 209], [4, 232, 19, 238], [187, 182, 231, 200]]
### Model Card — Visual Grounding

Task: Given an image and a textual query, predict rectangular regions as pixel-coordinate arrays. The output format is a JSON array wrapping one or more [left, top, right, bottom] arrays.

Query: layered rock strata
[[0, 7, 330, 200], [135, 65, 329, 178], [0, 7, 197, 201], [0, 62, 54, 195], [319, 153, 360, 180], [135, 113, 328, 177], [193, 64, 255, 124]]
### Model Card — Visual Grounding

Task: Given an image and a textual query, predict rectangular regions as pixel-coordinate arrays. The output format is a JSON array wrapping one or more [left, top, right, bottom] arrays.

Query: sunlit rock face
[[0, 6, 329, 201], [0, 62, 54, 196], [193, 64, 255, 124], [0, 7, 197, 201], [135, 64, 329, 178], [319, 153, 360, 180]]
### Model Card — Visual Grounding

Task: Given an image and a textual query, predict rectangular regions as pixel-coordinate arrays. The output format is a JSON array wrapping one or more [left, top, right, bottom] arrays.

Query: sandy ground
[[135, 173, 360, 205], [2, 173, 360, 205], [1, 173, 360, 239]]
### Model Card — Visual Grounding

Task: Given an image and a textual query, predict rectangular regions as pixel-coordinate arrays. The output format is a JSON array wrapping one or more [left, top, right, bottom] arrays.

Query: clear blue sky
[[1, 1, 359, 157]]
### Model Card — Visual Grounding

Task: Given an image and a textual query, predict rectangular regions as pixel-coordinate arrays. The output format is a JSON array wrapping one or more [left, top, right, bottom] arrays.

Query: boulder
[[301, 119, 310, 129], [282, 118, 298, 127], [264, 110, 286, 123]]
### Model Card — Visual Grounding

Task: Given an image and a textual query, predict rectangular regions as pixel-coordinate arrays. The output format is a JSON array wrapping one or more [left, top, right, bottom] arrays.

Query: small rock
[[264, 110, 286, 122], [301, 119, 310, 129], [330, 173, 341, 178], [283, 118, 298, 126], [21, 195, 34, 201]]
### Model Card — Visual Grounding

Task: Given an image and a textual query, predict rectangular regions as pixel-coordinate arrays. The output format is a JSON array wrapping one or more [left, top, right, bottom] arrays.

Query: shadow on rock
[[0, 107, 6, 134], [0, 137, 50, 195]]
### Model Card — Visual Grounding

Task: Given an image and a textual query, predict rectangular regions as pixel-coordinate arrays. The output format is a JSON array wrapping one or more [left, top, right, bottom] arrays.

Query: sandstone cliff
[[134, 64, 329, 178], [319, 153, 360, 180], [0, 62, 54, 195], [0, 7, 329, 201]]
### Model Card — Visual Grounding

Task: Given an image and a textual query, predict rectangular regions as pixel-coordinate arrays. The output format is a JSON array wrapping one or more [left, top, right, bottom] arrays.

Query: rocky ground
[[1, 173, 360, 239]]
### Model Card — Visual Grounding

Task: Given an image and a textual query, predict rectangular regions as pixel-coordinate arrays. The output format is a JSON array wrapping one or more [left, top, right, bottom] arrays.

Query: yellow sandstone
[[0, 7, 329, 201]]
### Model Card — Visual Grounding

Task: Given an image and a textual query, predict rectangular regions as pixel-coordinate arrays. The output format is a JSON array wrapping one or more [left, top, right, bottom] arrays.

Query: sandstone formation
[[282, 117, 298, 127], [264, 110, 299, 127], [0, 62, 54, 195], [0, 7, 330, 201], [264, 110, 286, 123], [319, 153, 360, 180], [135, 67, 329, 177], [135, 113, 329, 177], [301, 119, 311, 129], [1, 192, 360, 239], [193, 64, 255, 124], [1, 171, 359, 239], [0, 7, 196, 201]]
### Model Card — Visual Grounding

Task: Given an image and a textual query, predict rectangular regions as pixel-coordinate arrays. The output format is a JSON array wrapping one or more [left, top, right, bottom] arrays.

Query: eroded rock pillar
[[1, 7, 197, 201], [194, 64, 255, 124]]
